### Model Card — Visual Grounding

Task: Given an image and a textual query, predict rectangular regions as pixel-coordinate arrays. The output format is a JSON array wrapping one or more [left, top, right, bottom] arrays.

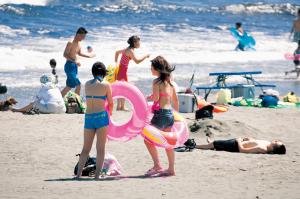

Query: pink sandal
[[145, 168, 163, 176]]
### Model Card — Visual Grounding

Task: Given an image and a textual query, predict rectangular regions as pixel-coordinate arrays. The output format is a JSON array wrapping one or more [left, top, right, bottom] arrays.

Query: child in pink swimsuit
[[115, 35, 150, 110]]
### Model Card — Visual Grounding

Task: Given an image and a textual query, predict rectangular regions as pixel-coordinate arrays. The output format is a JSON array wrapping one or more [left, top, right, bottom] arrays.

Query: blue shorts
[[151, 109, 174, 130], [64, 60, 81, 88], [84, 111, 109, 129]]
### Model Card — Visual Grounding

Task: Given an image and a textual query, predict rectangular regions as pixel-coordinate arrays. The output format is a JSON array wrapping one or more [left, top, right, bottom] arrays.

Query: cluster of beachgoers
[[2, 16, 297, 180], [1, 5, 300, 199]]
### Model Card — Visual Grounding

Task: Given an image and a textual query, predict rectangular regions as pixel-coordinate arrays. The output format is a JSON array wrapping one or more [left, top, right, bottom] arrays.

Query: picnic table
[[195, 71, 276, 100]]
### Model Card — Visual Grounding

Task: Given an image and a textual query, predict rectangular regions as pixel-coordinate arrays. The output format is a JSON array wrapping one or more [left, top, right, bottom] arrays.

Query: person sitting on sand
[[12, 75, 66, 114], [114, 35, 150, 111], [290, 9, 300, 43], [195, 137, 286, 154], [61, 27, 95, 98], [75, 62, 113, 179]]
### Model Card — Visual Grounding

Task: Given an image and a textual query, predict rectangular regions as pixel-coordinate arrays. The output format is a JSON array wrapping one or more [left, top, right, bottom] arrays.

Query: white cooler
[[178, 93, 195, 113]]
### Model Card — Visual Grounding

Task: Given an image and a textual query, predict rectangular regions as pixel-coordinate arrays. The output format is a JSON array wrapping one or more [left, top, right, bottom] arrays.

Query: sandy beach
[[1, 0, 300, 198], [1, 106, 300, 199]]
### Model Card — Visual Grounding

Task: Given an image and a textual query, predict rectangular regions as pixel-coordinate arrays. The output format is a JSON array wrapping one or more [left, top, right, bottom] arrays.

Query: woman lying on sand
[[195, 137, 286, 155]]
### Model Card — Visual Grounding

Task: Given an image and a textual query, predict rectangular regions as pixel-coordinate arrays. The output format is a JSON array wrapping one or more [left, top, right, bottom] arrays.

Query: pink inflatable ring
[[107, 82, 148, 141]]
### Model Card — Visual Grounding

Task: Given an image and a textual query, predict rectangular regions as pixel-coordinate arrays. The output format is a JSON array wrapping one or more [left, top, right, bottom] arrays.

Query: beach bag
[[74, 155, 96, 176], [102, 153, 122, 176], [216, 89, 231, 104], [261, 95, 278, 107], [64, 92, 86, 114], [195, 105, 214, 119], [74, 153, 122, 177], [65, 96, 81, 114]]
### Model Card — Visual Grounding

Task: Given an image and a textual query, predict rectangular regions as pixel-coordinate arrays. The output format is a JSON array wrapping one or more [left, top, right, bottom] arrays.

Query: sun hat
[[40, 74, 53, 84]]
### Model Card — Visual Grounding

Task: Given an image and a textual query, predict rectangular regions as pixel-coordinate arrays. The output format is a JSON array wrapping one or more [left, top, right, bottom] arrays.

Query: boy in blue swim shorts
[[290, 9, 300, 43], [61, 27, 95, 97]]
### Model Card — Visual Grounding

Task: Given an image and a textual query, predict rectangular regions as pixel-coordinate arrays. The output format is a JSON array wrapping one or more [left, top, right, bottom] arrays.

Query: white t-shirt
[[36, 84, 64, 105]]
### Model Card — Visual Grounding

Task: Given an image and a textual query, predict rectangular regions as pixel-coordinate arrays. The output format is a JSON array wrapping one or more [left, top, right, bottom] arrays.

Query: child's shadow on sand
[[45, 175, 163, 182]]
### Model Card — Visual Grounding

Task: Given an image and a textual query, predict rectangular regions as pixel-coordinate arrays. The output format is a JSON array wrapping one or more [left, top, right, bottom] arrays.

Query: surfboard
[[230, 28, 256, 49]]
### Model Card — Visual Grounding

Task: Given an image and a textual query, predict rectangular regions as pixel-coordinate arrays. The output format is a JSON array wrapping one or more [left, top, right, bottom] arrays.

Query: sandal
[[158, 170, 175, 177], [174, 146, 191, 152], [145, 168, 163, 176]]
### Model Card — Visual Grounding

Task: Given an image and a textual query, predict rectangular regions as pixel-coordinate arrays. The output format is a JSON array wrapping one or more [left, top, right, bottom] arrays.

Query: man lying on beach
[[195, 137, 286, 155]]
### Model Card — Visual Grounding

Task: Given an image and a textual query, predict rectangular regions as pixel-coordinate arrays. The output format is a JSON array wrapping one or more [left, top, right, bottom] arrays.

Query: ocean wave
[[79, 2, 208, 14], [222, 3, 299, 15], [0, 25, 30, 37], [0, 4, 25, 15], [0, 24, 295, 74], [0, 0, 51, 6], [79, 2, 298, 16], [79, 1, 156, 13]]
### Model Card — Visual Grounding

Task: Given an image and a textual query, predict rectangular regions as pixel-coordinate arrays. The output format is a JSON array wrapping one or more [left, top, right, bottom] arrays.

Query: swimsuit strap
[[91, 76, 103, 84], [159, 83, 171, 98], [86, 95, 107, 100], [159, 92, 170, 97], [87, 76, 107, 100]]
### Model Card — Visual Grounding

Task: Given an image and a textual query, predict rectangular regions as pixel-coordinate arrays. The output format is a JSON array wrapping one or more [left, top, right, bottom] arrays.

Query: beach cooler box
[[231, 84, 255, 99], [178, 93, 195, 113]]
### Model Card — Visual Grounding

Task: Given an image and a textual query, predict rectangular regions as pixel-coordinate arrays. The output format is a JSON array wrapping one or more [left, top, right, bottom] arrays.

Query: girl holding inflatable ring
[[144, 56, 179, 177]]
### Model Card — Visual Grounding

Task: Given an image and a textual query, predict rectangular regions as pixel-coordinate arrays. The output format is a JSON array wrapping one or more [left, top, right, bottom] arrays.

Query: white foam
[[0, 25, 30, 37], [223, 3, 297, 15], [0, 0, 51, 6], [80, 2, 299, 15], [0, 4, 25, 15], [0, 25, 297, 87]]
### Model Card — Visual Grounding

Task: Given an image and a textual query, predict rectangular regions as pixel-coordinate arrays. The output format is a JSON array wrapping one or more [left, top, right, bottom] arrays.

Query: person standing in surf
[[290, 9, 300, 43], [235, 22, 245, 51], [114, 36, 150, 111], [285, 40, 300, 77], [61, 27, 95, 97], [231, 22, 255, 51]]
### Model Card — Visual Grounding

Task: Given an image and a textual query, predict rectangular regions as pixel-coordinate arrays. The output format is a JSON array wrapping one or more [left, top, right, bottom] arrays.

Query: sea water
[[0, 0, 299, 107]]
